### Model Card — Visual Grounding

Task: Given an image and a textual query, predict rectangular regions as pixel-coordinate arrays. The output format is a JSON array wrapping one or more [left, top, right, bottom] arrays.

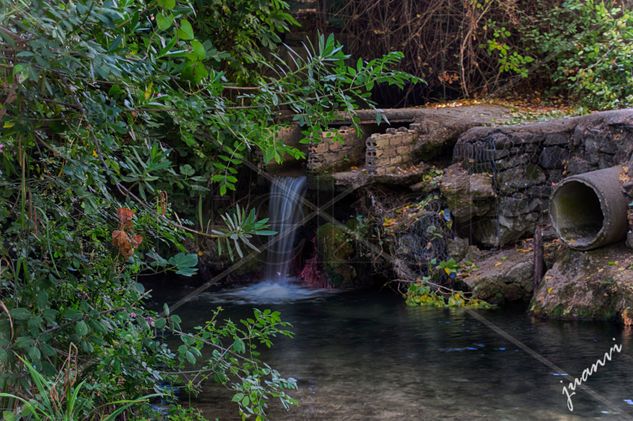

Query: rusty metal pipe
[[550, 166, 628, 250]]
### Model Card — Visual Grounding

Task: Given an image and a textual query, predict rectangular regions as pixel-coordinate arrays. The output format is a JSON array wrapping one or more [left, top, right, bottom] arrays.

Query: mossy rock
[[461, 247, 534, 305], [530, 243, 633, 321], [316, 222, 357, 287]]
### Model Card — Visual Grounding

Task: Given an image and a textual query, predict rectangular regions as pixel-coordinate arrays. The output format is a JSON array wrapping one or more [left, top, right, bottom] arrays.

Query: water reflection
[[167, 289, 633, 420]]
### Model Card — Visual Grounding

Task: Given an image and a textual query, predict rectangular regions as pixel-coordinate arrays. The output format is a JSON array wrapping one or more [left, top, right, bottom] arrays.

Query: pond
[[160, 281, 633, 420]]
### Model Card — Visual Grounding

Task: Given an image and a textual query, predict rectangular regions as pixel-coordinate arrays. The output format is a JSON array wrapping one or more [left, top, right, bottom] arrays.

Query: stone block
[[397, 146, 412, 155], [391, 155, 403, 165], [538, 146, 569, 169]]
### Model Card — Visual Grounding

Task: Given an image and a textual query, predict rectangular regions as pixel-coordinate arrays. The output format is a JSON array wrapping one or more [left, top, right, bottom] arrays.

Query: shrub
[[0, 0, 417, 418], [529, 0, 633, 109]]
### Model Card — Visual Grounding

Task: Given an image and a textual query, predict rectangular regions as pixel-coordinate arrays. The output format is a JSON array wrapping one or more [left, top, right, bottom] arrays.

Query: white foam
[[198, 278, 336, 305]]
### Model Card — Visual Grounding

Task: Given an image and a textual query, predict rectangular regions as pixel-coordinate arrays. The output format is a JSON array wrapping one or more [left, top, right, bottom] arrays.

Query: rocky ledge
[[530, 243, 633, 324]]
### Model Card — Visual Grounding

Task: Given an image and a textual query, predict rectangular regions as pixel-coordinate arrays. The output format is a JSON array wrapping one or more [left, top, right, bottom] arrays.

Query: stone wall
[[452, 109, 633, 247], [307, 127, 365, 172], [365, 127, 417, 175]]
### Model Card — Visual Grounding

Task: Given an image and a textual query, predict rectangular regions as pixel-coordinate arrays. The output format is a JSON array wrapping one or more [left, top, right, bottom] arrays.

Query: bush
[[530, 0, 633, 110], [0, 0, 417, 418]]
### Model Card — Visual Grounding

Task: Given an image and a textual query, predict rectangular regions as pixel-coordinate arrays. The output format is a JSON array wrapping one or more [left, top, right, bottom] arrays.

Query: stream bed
[[162, 283, 633, 420]]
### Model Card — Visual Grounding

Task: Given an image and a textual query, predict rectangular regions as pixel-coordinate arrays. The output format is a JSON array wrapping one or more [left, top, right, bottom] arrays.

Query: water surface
[[166, 284, 633, 420]]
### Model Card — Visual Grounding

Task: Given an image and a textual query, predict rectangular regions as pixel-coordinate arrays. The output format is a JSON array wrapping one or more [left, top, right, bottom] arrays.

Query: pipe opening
[[551, 180, 604, 248]]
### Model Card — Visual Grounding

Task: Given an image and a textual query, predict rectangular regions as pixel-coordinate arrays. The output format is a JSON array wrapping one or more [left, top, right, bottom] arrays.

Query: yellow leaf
[[494, 261, 502, 267], [383, 217, 397, 227], [3, 121, 14, 128], [144, 82, 153, 100], [547, 287, 553, 294]]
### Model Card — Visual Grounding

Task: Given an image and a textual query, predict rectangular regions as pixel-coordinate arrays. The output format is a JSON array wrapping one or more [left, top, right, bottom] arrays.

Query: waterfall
[[265, 176, 307, 281], [199, 175, 335, 303]]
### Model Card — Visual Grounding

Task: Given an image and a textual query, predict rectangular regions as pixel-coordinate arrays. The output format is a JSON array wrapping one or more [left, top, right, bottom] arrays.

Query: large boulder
[[439, 163, 496, 226], [530, 243, 633, 322], [461, 247, 534, 305]]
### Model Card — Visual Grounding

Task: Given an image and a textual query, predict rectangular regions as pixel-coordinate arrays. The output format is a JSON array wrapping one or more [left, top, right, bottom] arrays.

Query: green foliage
[[0, 0, 416, 418], [167, 405, 207, 420], [485, 22, 534, 78], [406, 283, 493, 309], [530, 0, 633, 109], [212, 206, 276, 261], [160, 307, 297, 419], [404, 259, 493, 309], [0, 355, 158, 420], [192, 0, 299, 83]]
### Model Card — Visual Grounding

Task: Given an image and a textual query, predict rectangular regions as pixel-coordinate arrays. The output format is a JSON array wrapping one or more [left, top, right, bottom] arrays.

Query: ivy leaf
[[177, 19, 194, 40], [168, 253, 198, 276]]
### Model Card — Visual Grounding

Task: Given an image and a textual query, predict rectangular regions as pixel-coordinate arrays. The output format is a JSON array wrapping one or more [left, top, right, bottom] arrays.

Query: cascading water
[[265, 176, 307, 281], [202, 176, 334, 304]]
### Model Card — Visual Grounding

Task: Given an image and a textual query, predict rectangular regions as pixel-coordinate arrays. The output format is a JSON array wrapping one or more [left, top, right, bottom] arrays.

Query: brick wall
[[307, 127, 365, 172], [366, 127, 418, 175]]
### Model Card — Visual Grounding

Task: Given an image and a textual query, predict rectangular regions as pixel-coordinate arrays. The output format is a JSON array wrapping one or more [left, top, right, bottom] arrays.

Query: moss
[[550, 304, 565, 318], [316, 222, 357, 287]]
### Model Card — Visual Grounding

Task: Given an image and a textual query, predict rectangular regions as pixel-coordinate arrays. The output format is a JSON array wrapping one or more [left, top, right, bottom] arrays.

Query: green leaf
[[12, 64, 29, 84], [156, 13, 174, 31], [185, 350, 196, 365], [10, 308, 31, 321], [192, 62, 208, 83], [168, 253, 198, 276], [27, 346, 41, 363], [177, 19, 194, 40], [0, 349, 9, 365], [61, 308, 83, 321], [157, 0, 176, 10], [232, 338, 245, 353], [75, 320, 89, 336], [179, 164, 195, 176], [154, 318, 166, 329], [191, 40, 206, 60]]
